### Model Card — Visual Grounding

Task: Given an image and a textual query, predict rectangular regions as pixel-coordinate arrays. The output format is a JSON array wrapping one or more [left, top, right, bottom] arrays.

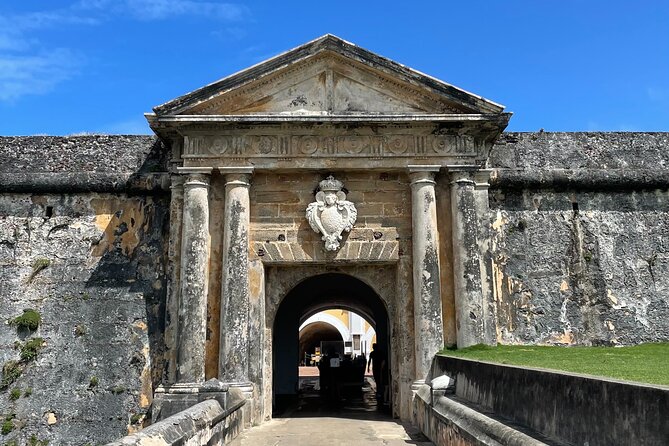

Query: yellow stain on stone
[[46, 412, 57, 425], [492, 211, 508, 231], [139, 345, 153, 408], [607, 289, 618, 305], [549, 330, 575, 345], [249, 265, 262, 297], [133, 320, 148, 331], [491, 261, 505, 302], [91, 198, 149, 257], [94, 213, 114, 232]]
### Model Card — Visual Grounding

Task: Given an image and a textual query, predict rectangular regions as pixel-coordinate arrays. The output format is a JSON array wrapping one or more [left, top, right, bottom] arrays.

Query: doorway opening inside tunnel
[[272, 273, 390, 417], [299, 309, 377, 365]]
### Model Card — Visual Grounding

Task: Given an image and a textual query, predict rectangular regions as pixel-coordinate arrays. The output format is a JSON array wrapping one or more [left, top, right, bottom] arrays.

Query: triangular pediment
[[153, 35, 505, 116]]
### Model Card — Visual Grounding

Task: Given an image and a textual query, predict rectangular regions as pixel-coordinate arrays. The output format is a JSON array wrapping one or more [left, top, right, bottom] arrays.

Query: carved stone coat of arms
[[306, 176, 357, 251]]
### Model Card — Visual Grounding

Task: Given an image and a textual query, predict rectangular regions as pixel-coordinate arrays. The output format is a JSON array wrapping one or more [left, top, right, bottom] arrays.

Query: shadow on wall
[[82, 139, 170, 430]]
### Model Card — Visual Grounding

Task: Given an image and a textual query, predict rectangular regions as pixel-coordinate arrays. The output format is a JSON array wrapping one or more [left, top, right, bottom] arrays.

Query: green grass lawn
[[439, 343, 669, 386]]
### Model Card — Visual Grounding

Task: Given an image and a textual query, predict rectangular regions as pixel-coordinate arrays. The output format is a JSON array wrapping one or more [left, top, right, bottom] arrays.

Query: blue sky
[[1, 1, 668, 135]]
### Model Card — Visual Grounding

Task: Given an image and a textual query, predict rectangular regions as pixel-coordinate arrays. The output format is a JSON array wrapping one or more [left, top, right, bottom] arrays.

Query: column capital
[[407, 165, 440, 185], [170, 176, 185, 195], [473, 169, 493, 190], [219, 167, 254, 187], [177, 167, 213, 188], [218, 166, 254, 175], [445, 165, 478, 185], [176, 167, 214, 175]]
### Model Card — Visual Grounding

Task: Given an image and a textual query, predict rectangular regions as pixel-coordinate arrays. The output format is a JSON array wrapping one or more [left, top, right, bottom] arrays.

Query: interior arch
[[299, 313, 352, 340], [299, 305, 376, 328]]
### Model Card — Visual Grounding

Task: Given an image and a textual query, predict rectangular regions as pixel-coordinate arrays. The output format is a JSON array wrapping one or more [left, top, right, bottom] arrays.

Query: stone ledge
[[491, 169, 669, 191], [0, 172, 170, 193]]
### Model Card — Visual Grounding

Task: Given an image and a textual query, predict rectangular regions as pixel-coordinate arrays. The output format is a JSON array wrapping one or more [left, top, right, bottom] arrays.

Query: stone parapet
[[491, 132, 669, 170], [0, 135, 164, 173], [413, 385, 553, 446], [109, 387, 247, 446], [422, 355, 669, 446]]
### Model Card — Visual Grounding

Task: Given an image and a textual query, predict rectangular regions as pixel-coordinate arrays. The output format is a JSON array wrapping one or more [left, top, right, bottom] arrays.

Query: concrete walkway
[[230, 416, 434, 446], [231, 377, 433, 446]]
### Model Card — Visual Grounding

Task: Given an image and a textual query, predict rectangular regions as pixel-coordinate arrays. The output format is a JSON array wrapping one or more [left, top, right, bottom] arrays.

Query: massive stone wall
[[0, 136, 169, 444], [0, 131, 667, 442], [488, 132, 669, 345]]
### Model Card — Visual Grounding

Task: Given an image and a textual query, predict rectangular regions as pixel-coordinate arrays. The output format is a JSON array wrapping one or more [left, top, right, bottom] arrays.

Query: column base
[[222, 381, 254, 427], [152, 379, 241, 422], [411, 379, 426, 394]]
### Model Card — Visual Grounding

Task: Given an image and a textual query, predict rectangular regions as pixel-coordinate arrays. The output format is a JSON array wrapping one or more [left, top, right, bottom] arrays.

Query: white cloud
[[76, 0, 246, 21], [0, 34, 31, 52], [0, 8, 96, 102], [128, 0, 245, 20], [0, 49, 80, 101], [0, 10, 98, 35], [0, 1, 247, 102]]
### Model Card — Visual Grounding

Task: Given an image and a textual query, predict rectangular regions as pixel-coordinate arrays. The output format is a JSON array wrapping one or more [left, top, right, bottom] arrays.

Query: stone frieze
[[183, 133, 482, 158]]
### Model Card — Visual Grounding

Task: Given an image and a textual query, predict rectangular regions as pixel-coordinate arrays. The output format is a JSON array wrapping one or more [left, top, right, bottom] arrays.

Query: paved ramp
[[231, 376, 433, 446], [230, 416, 433, 446]]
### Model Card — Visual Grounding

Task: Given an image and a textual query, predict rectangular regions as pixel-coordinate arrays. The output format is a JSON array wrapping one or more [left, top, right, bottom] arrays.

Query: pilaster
[[164, 176, 184, 384], [408, 165, 444, 382]]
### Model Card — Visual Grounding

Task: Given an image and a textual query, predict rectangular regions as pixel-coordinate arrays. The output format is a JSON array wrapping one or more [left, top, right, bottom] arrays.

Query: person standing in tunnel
[[366, 343, 385, 398]]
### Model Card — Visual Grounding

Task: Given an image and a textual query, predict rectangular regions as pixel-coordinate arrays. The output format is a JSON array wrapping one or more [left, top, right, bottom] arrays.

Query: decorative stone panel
[[251, 240, 399, 263]]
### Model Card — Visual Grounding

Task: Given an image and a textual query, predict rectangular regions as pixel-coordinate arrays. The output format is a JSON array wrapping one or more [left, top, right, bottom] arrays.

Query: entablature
[[154, 117, 509, 171]]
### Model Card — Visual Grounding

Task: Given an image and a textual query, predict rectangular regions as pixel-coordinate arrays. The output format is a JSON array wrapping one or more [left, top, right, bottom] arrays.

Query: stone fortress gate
[[148, 35, 511, 422]]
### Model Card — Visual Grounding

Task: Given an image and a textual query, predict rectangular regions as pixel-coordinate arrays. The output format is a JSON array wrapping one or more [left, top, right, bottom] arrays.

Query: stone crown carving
[[306, 176, 357, 251]]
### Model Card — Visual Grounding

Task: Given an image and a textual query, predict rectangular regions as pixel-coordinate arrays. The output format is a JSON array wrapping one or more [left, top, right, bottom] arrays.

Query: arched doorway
[[298, 320, 344, 365], [272, 273, 390, 414]]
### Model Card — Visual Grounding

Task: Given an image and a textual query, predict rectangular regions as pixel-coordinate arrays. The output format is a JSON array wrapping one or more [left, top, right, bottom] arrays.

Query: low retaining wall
[[106, 389, 247, 446], [414, 384, 553, 446], [419, 355, 669, 446]]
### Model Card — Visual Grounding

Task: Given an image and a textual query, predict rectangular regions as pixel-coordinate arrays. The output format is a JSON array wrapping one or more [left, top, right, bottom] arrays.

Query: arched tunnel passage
[[273, 273, 390, 415]]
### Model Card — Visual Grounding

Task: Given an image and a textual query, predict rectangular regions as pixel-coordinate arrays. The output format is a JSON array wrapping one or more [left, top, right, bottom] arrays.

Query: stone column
[[219, 167, 254, 388], [164, 176, 184, 384], [408, 165, 444, 382], [176, 167, 212, 383], [449, 168, 494, 348]]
